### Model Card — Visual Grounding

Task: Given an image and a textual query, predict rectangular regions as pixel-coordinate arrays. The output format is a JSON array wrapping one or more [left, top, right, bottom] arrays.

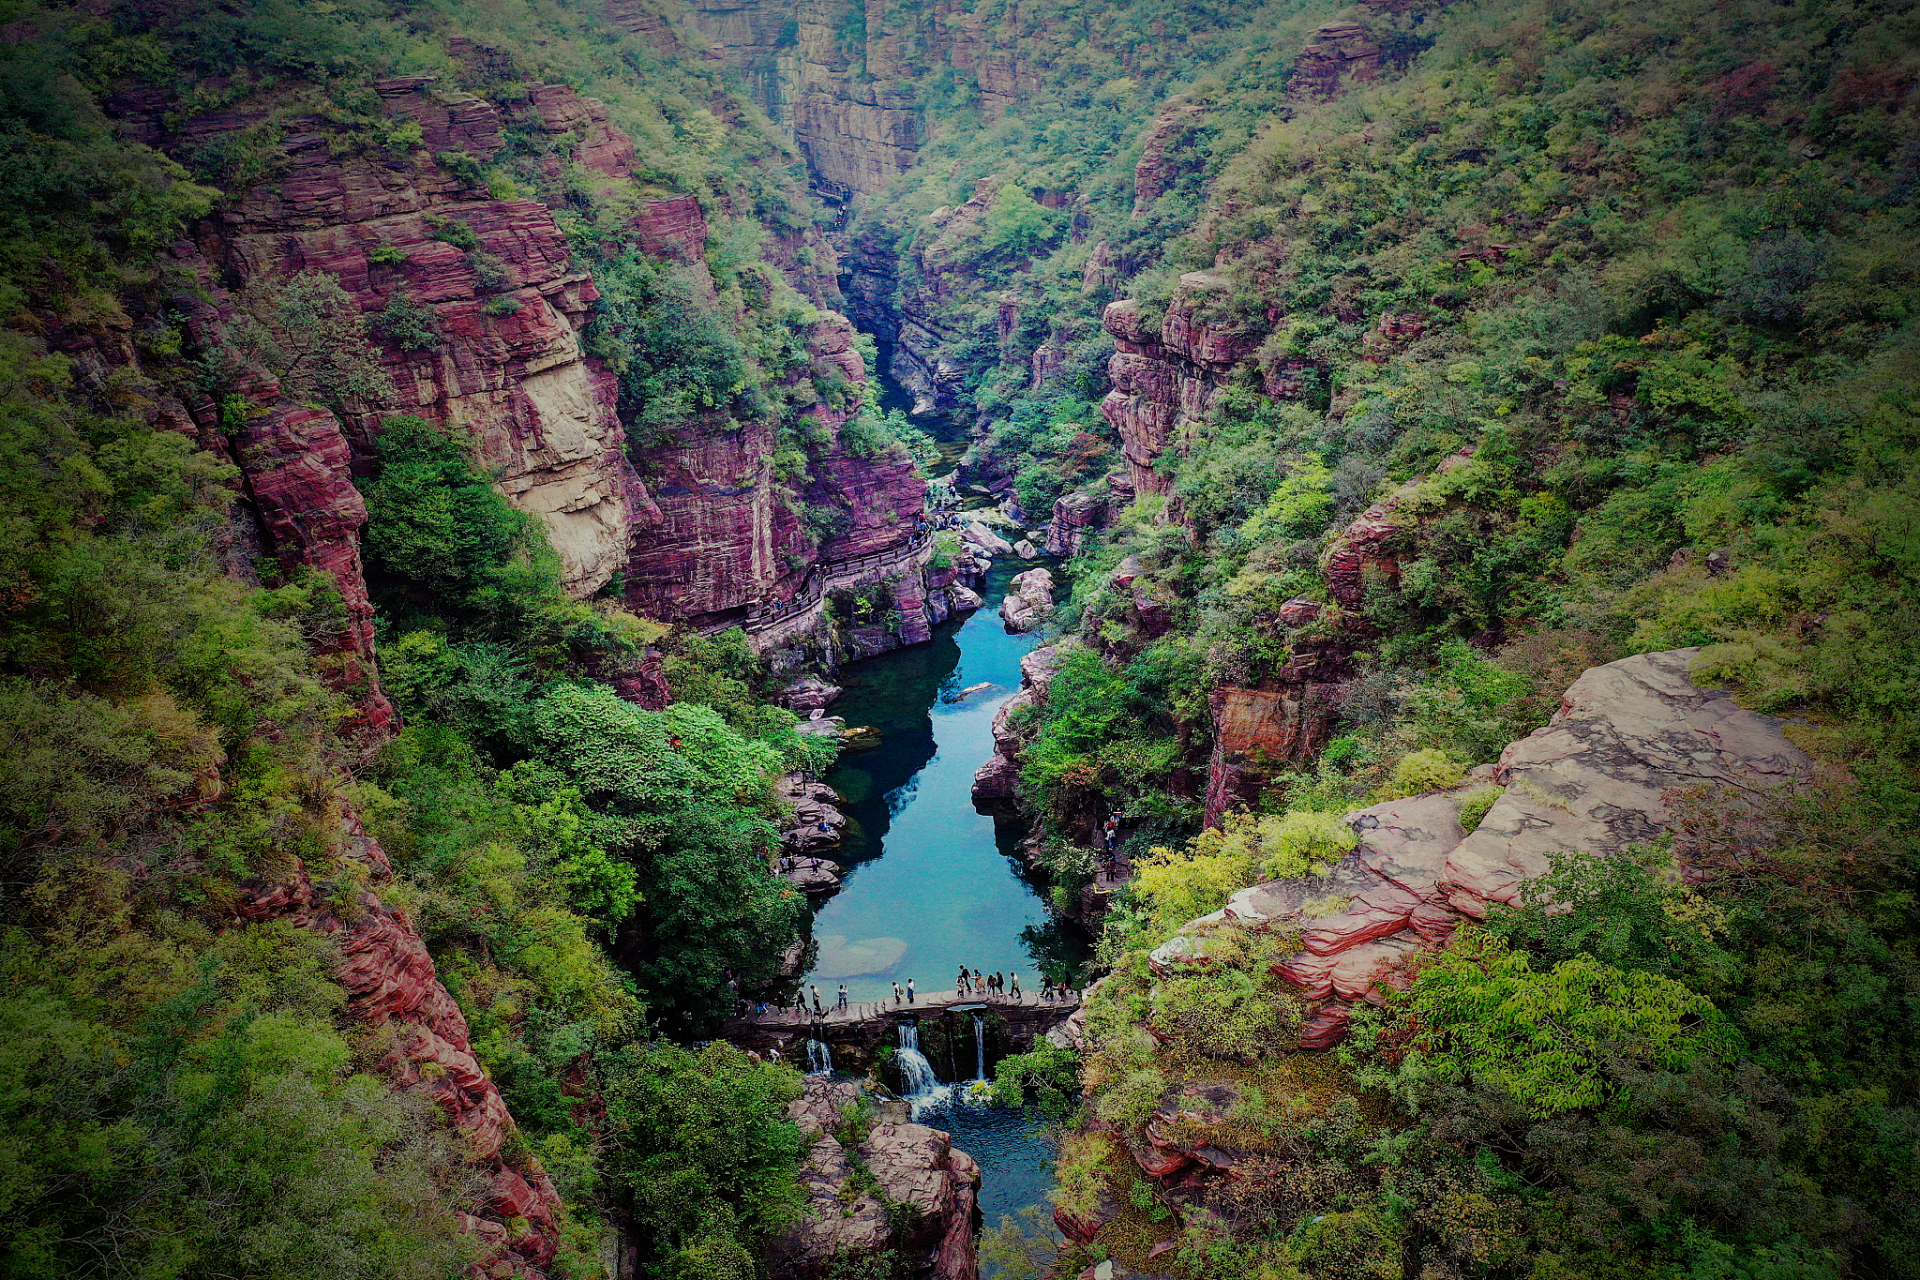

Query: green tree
[[1408, 931, 1727, 1119]]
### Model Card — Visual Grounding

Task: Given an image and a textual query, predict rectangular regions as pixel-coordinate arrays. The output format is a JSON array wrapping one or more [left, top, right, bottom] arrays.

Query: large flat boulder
[[1440, 647, 1810, 916], [1151, 649, 1810, 1038]]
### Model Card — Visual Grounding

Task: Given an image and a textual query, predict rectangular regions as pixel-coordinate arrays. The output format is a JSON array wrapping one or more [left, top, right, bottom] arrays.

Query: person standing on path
[[906, 977, 916, 1004], [1010, 973, 1021, 1000], [837, 983, 848, 1011], [972, 968, 984, 995], [892, 980, 903, 1006]]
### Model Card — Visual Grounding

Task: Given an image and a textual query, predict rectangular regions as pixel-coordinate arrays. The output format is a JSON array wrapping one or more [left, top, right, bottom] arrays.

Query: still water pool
[[799, 563, 1083, 1267], [804, 562, 1084, 1005]]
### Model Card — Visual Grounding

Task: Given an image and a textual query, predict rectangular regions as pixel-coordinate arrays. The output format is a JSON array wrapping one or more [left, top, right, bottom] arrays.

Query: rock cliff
[[1151, 648, 1811, 1048], [237, 807, 566, 1279], [1100, 277, 1262, 499]]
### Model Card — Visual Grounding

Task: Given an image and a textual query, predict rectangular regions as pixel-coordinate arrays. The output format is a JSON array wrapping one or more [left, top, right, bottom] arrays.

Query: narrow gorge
[[1, 1, 1916, 1280]]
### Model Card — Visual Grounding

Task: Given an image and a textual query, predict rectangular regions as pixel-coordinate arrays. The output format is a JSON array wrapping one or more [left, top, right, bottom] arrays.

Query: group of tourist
[[954, 966, 1018, 998], [1098, 811, 1126, 879], [752, 970, 1076, 1021]]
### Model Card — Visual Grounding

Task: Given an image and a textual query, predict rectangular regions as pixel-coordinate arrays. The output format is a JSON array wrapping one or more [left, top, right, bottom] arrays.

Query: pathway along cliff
[[726, 560, 1090, 1272]]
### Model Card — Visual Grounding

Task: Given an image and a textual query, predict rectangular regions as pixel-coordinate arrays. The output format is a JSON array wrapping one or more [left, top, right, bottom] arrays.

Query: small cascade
[[805, 1038, 833, 1075], [896, 1022, 949, 1115], [972, 1014, 987, 1082]]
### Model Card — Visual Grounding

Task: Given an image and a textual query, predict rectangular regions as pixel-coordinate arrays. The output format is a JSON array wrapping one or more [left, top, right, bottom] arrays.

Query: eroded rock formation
[[769, 1079, 980, 1280], [1100, 276, 1262, 498], [1152, 648, 1812, 1047], [236, 809, 564, 1278]]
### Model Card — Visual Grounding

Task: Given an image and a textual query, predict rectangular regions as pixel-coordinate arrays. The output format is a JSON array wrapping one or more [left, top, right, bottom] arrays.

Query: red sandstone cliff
[[237, 808, 567, 1279]]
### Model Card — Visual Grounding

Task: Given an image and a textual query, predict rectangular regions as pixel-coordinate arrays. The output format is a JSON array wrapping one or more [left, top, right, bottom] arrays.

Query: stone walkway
[[726, 987, 1081, 1032]]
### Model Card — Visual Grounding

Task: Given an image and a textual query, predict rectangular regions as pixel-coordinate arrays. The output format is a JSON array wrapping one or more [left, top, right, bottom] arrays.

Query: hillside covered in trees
[[0, 0, 1916, 1278]]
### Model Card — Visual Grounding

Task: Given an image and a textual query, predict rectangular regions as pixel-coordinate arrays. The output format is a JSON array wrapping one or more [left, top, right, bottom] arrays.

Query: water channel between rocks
[[800, 560, 1083, 1262]]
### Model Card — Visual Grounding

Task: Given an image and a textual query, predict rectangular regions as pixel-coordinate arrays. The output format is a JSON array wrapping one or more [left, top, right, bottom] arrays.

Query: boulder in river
[[779, 775, 847, 854], [999, 567, 1056, 633], [780, 674, 843, 713], [963, 521, 1013, 556], [780, 856, 843, 896], [1013, 538, 1040, 559], [769, 1078, 980, 1280]]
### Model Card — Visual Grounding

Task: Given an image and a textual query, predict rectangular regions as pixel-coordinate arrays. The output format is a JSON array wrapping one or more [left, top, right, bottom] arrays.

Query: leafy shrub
[[1378, 748, 1465, 799], [374, 291, 443, 350], [1456, 784, 1501, 833], [1256, 810, 1357, 880], [1149, 967, 1298, 1060]]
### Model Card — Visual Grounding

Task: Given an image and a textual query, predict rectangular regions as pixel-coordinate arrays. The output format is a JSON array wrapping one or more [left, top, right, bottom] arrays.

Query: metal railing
[[694, 530, 938, 638]]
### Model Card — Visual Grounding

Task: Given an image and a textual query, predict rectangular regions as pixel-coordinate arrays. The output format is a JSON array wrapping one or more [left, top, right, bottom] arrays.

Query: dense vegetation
[[0, 0, 852, 1275], [867, 0, 1920, 1274]]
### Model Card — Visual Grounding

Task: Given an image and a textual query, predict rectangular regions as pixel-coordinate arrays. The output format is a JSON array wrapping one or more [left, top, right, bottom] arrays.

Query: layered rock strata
[[1152, 648, 1812, 1049], [1100, 276, 1262, 498], [769, 1078, 980, 1280], [237, 809, 565, 1278]]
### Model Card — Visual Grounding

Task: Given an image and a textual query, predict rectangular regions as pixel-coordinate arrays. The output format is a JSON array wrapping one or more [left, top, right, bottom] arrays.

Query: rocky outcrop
[[1153, 649, 1811, 1043], [1289, 21, 1385, 101], [1101, 276, 1262, 497], [1439, 647, 1812, 915], [623, 311, 928, 631], [999, 567, 1056, 633], [972, 640, 1081, 804], [769, 1079, 980, 1280], [1133, 100, 1208, 215], [236, 809, 564, 1278], [120, 76, 930, 652], [780, 774, 850, 854], [1046, 490, 1109, 557], [781, 675, 845, 712], [1203, 682, 1345, 826]]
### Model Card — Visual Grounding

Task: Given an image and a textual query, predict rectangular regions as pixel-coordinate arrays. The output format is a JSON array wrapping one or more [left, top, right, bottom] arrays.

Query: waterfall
[[895, 1022, 948, 1115], [805, 1038, 833, 1075], [972, 1014, 986, 1082]]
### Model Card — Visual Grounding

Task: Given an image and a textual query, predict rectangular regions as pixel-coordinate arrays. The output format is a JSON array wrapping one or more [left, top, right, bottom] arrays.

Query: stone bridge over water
[[722, 989, 1080, 1093]]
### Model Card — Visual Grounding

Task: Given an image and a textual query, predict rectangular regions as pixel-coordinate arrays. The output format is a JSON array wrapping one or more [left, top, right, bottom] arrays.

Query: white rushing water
[[971, 1014, 986, 1082], [896, 1021, 951, 1116], [805, 1038, 833, 1075]]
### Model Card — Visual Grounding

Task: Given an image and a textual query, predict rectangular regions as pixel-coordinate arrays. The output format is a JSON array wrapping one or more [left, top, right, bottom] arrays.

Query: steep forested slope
[[0, 2, 908, 1277], [2, 0, 1917, 1277], [834, 0, 1920, 1275]]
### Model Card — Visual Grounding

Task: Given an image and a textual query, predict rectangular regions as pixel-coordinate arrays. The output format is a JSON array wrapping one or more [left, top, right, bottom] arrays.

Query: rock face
[[999, 567, 1056, 633], [1439, 647, 1812, 916], [769, 1078, 981, 1280], [972, 640, 1081, 804], [121, 79, 666, 599], [1100, 276, 1261, 497], [779, 774, 850, 854], [621, 311, 929, 631], [1289, 21, 1385, 101], [1203, 683, 1345, 825], [1153, 649, 1812, 1044], [680, 0, 1056, 200], [1133, 100, 1208, 215], [236, 809, 564, 1278], [115, 76, 934, 658], [1046, 490, 1108, 556]]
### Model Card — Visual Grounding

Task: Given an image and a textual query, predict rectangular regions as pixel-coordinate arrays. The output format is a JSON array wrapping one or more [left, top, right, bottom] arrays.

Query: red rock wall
[[1099, 275, 1261, 498], [237, 810, 565, 1279]]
